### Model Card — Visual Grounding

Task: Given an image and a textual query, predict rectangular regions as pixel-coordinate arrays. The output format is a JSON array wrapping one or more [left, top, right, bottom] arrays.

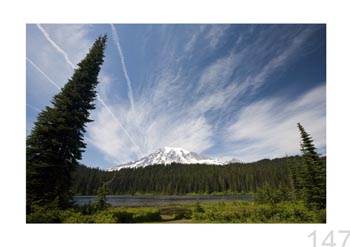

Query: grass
[[27, 200, 326, 223], [190, 200, 326, 223]]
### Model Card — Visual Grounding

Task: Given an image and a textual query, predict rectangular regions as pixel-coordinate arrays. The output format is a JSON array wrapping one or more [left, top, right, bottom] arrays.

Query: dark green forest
[[72, 156, 319, 195]]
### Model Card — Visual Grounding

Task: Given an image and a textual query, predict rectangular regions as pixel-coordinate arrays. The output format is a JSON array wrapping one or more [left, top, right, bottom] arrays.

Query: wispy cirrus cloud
[[27, 24, 326, 169], [87, 25, 325, 166], [95, 94, 144, 156], [27, 48, 144, 161], [26, 57, 144, 162], [27, 25, 145, 160], [205, 24, 230, 49], [242, 26, 317, 89], [196, 51, 237, 93], [224, 84, 326, 162]]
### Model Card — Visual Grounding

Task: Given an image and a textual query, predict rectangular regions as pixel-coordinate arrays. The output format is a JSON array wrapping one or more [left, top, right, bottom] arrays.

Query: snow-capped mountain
[[109, 147, 230, 171]]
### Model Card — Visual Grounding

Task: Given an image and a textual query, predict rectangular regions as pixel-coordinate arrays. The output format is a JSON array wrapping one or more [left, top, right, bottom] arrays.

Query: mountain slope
[[109, 147, 226, 171]]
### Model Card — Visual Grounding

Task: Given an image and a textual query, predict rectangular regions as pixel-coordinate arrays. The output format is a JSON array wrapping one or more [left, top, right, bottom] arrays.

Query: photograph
[[26, 24, 326, 223]]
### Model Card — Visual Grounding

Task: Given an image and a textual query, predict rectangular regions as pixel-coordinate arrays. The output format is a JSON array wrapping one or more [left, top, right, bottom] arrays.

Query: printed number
[[309, 230, 350, 247], [339, 231, 350, 247], [322, 231, 335, 247], [309, 230, 317, 247]]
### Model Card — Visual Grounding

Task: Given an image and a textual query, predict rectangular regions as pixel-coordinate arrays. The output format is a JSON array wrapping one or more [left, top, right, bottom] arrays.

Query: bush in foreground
[[192, 201, 325, 223], [27, 201, 324, 223], [27, 205, 162, 223]]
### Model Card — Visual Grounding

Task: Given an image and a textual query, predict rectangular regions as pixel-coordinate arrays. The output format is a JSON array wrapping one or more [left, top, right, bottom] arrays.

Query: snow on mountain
[[109, 147, 227, 171]]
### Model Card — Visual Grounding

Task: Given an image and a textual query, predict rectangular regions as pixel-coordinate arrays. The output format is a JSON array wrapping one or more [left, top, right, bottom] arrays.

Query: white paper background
[[1, 0, 349, 246]]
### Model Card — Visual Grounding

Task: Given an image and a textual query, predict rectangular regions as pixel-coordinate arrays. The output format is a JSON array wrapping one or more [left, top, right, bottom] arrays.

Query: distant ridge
[[108, 147, 240, 171]]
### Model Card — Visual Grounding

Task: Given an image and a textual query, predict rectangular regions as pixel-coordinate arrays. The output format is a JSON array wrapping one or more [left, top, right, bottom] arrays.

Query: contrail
[[27, 55, 144, 156], [26, 103, 41, 113], [96, 94, 144, 156], [36, 24, 77, 70], [110, 24, 135, 111], [26, 57, 61, 90]]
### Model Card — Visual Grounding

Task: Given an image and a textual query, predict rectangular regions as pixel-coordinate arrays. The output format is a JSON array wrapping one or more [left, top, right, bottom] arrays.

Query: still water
[[74, 195, 253, 207]]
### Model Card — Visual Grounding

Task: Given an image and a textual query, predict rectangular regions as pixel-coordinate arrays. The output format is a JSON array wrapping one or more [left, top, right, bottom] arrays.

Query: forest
[[72, 155, 316, 195]]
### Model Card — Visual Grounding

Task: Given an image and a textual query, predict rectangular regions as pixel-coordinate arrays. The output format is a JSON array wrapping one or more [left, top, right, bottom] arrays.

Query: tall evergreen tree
[[297, 123, 326, 209], [27, 35, 107, 210]]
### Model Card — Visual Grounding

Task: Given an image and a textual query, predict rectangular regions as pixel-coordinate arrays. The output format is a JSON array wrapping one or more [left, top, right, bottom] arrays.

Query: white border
[[1, 0, 350, 247]]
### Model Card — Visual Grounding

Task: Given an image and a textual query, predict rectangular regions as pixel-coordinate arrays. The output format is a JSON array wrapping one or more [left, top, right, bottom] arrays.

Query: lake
[[73, 195, 253, 207]]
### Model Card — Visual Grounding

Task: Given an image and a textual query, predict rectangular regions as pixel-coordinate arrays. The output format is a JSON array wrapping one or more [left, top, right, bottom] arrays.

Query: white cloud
[[144, 116, 213, 154], [192, 80, 250, 115], [95, 95, 144, 156], [183, 25, 207, 53], [194, 26, 314, 109], [197, 52, 237, 92], [225, 84, 326, 162], [28, 24, 325, 168], [87, 92, 215, 164], [86, 40, 221, 164], [184, 32, 198, 53], [26, 53, 145, 165], [87, 106, 137, 164], [205, 25, 230, 48], [97, 73, 112, 100], [86, 25, 321, 166]]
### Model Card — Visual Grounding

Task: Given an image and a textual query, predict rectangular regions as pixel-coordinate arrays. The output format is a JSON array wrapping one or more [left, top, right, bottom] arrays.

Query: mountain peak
[[109, 147, 225, 171]]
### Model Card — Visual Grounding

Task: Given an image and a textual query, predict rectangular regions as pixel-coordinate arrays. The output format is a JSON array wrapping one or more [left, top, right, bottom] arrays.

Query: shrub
[[27, 207, 61, 223], [94, 210, 118, 223], [194, 201, 205, 213], [132, 209, 162, 222]]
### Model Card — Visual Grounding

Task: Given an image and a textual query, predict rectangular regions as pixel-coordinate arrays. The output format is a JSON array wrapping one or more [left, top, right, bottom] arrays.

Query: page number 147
[[309, 230, 350, 247]]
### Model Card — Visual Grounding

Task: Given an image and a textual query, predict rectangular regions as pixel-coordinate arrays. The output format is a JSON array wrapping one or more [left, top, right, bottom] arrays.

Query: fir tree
[[96, 184, 110, 210], [27, 35, 107, 210], [297, 123, 326, 209]]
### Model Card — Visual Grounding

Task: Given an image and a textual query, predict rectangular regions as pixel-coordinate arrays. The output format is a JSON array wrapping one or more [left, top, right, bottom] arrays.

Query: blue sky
[[26, 24, 326, 169]]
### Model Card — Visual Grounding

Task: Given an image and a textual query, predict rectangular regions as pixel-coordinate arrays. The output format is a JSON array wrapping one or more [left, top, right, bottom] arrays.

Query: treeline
[[72, 155, 320, 195]]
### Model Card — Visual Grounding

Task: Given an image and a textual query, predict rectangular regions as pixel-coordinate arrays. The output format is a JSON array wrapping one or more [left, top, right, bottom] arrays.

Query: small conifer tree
[[297, 123, 326, 209]]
